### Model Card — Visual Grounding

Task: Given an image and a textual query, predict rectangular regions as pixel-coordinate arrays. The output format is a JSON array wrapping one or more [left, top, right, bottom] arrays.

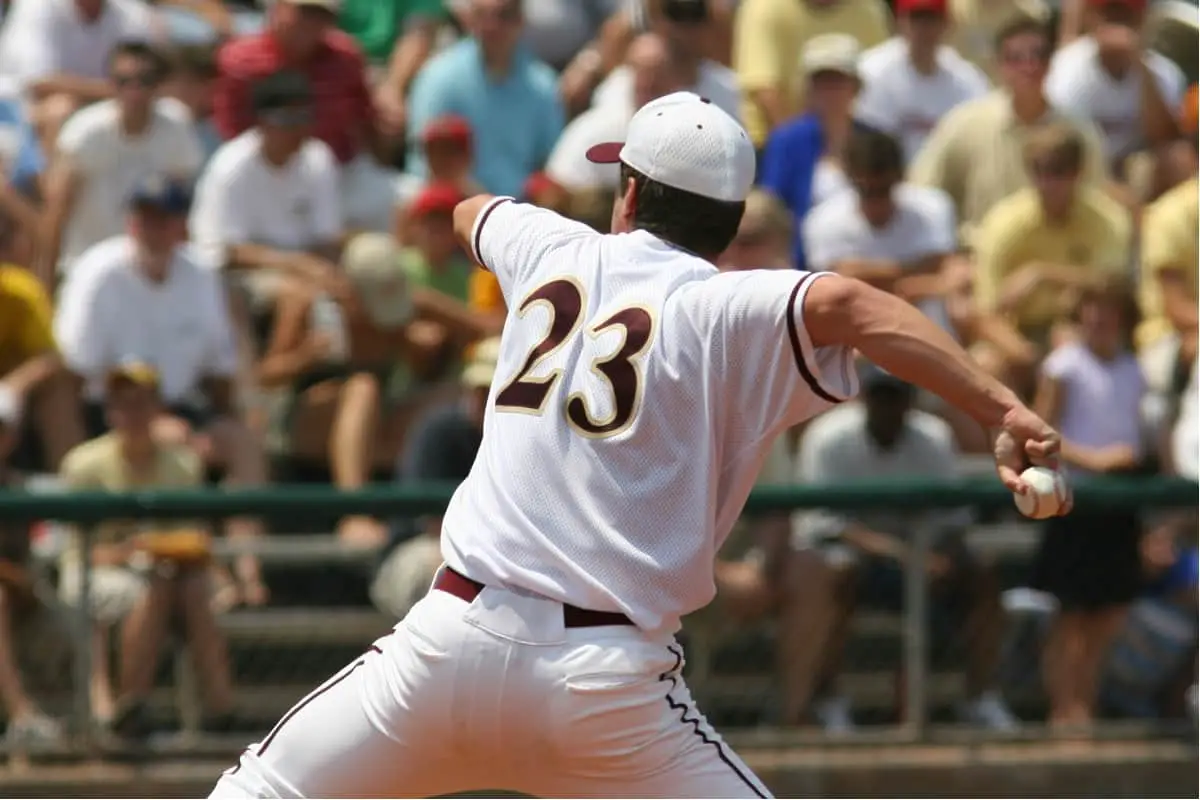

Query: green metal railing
[[2, 475, 1194, 755], [0, 475, 1194, 521]]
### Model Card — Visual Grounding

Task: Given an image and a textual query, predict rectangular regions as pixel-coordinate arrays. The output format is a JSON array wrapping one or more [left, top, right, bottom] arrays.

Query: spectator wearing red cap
[[855, 0, 989, 165], [398, 183, 501, 343], [394, 115, 483, 227], [1046, 0, 1186, 171], [523, 172, 570, 214]]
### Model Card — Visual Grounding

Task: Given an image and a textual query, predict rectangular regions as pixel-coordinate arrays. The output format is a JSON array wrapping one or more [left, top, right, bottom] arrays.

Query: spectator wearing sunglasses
[[0, 0, 158, 163], [41, 40, 203, 290], [910, 11, 1108, 242], [190, 69, 350, 341], [802, 128, 958, 338]]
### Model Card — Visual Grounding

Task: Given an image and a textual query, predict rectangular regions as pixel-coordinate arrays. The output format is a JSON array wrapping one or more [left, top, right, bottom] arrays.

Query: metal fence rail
[[0, 476, 1194, 759], [0, 475, 1194, 520]]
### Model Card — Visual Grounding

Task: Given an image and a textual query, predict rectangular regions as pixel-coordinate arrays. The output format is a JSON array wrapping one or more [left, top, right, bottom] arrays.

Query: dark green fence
[[0, 475, 1194, 521]]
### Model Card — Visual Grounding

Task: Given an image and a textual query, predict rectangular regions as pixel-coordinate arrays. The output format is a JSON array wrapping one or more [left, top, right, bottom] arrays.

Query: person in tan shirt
[[58, 362, 234, 738], [1139, 174, 1198, 356], [972, 121, 1132, 388], [909, 11, 1108, 240], [733, 0, 891, 149]]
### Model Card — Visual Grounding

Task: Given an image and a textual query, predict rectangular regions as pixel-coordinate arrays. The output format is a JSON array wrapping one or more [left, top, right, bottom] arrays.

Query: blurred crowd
[[0, 0, 1195, 749]]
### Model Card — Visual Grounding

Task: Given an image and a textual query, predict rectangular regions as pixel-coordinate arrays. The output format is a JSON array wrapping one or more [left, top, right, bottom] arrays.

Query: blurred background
[[0, 0, 1196, 796]]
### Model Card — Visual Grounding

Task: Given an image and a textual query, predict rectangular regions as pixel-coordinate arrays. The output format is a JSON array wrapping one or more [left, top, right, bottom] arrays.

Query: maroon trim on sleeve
[[472, 197, 514, 272], [785, 274, 842, 404]]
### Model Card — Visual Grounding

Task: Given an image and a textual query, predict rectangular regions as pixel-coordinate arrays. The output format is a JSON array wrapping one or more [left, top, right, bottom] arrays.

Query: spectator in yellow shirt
[[973, 121, 1132, 379], [0, 258, 83, 471], [1138, 91, 1198, 360], [733, 0, 891, 149], [909, 11, 1108, 239], [1139, 175, 1198, 356], [59, 363, 235, 736]]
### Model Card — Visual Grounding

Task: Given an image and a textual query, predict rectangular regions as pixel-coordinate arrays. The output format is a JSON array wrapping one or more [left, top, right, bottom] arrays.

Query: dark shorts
[[1031, 508, 1143, 611], [83, 400, 216, 439]]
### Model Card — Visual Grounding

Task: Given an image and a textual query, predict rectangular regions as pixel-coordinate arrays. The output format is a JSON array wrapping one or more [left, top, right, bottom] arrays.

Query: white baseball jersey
[[441, 198, 859, 635]]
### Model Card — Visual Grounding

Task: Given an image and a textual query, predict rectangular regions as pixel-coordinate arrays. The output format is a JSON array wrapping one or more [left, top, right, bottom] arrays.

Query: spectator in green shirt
[[400, 183, 501, 344], [340, 0, 450, 140]]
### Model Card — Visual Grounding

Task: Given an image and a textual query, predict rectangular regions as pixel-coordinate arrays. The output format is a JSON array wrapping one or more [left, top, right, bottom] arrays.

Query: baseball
[[1013, 466, 1069, 519]]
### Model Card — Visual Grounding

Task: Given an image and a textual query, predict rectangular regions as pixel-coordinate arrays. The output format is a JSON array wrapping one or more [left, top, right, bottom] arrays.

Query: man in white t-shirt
[[54, 175, 270, 608], [190, 69, 349, 325], [590, 0, 741, 122], [855, 0, 990, 164], [1045, 0, 1186, 167], [41, 40, 201, 288], [793, 364, 1016, 731], [803, 127, 959, 334], [546, 32, 683, 192], [0, 0, 158, 154]]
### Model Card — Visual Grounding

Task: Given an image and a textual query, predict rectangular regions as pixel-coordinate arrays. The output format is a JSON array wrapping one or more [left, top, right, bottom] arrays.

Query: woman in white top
[[1031, 274, 1148, 730]]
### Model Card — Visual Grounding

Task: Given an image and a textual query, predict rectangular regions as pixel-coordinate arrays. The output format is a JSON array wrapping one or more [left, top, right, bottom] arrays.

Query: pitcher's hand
[[992, 405, 1073, 515]]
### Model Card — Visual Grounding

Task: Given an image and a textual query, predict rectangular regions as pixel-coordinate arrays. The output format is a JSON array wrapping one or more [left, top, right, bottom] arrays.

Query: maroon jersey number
[[495, 277, 653, 438]]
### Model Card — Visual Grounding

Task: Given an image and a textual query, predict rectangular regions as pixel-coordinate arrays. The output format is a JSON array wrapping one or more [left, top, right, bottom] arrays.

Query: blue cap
[[127, 174, 192, 214]]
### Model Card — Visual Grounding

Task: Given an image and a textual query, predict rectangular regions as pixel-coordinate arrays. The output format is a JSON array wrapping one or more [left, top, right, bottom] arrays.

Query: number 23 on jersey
[[495, 277, 654, 439]]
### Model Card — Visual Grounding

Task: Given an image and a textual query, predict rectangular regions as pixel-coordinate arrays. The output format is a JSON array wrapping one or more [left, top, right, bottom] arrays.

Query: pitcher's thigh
[[209, 647, 452, 799], [538, 670, 773, 799]]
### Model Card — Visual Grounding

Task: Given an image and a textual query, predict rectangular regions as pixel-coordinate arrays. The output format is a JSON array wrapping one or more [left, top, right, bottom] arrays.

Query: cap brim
[[585, 142, 624, 164]]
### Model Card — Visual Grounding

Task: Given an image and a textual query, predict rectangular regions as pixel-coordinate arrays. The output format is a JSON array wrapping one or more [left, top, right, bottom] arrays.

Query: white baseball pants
[[209, 579, 772, 798]]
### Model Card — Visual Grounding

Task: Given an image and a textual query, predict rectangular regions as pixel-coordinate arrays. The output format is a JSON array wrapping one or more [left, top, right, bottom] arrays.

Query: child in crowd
[[1031, 274, 1147, 729], [395, 115, 481, 240]]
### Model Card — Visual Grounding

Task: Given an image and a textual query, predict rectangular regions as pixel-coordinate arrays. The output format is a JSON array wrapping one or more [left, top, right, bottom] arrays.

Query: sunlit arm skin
[[803, 275, 1065, 501]]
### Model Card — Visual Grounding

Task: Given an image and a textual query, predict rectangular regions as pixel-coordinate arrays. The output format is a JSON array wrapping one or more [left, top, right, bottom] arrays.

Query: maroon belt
[[434, 567, 634, 629]]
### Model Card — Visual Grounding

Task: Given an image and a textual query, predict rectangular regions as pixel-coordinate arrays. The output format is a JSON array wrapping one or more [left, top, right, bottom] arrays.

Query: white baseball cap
[[341, 232, 414, 329], [585, 91, 756, 203], [801, 33, 861, 80]]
